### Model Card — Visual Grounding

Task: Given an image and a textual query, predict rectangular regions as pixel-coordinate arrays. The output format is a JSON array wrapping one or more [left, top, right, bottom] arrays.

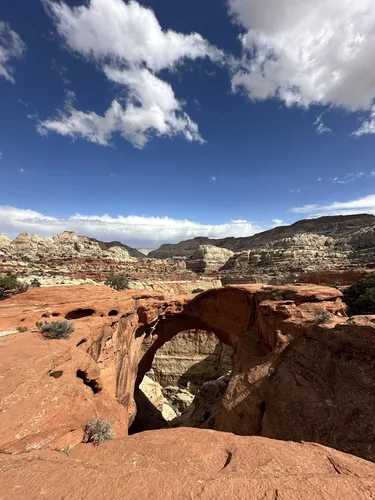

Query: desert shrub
[[272, 289, 285, 300], [16, 325, 28, 333], [83, 418, 114, 446], [30, 278, 41, 288], [0, 275, 29, 299], [39, 320, 75, 339], [192, 288, 205, 294], [158, 295, 165, 300], [314, 308, 331, 324], [343, 273, 375, 315], [105, 274, 130, 291]]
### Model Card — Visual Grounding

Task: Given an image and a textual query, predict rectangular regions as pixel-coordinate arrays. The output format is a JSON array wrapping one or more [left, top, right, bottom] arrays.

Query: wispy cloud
[[272, 219, 284, 227], [290, 194, 375, 216], [0, 21, 26, 83], [315, 115, 332, 135], [211, 176, 217, 181], [330, 172, 365, 184], [289, 188, 301, 193]]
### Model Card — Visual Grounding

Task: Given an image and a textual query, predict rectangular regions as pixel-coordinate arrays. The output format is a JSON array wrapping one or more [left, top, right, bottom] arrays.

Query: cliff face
[[150, 214, 375, 284]]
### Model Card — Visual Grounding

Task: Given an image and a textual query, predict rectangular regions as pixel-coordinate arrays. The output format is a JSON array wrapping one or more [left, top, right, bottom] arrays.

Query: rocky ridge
[[150, 214, 375, 284], [0, 231, 220, 292]]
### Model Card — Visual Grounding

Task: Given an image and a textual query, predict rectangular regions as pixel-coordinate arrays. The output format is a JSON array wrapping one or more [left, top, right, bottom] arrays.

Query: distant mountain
[[148, 214, 375, 259], [88, 237, 146, 259]]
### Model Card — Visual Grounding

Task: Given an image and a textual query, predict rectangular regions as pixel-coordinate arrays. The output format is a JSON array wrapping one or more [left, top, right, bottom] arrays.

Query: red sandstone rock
[[1, 283, 375, 468], [1, 428, 375, 500]]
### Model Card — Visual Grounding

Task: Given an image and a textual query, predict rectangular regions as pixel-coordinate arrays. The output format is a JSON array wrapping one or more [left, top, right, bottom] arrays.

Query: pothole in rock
[[129, 330, 234, 434]]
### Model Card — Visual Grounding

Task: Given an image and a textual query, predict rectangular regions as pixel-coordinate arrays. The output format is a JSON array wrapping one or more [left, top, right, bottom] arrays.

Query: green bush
[[0, 275, 29, 300], [105, 274, 130, 291], [313, 308, 331, 324], [30, 278, 41, 288], [39, 320, 75, 339], [192, 288, 205, 294], [343, 274, 375, 315], [83, 418, 114, 446], [16, 326, 28, 333]]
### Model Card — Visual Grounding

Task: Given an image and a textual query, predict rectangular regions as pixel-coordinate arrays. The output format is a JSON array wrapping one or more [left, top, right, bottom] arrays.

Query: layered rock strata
[[150, 214, 375, 285]]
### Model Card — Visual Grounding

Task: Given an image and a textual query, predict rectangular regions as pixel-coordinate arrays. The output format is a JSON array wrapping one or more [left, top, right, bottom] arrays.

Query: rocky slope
[[0, 231, 221, 292], [2, 428, 375, 500], [150, 214, 375, 284]]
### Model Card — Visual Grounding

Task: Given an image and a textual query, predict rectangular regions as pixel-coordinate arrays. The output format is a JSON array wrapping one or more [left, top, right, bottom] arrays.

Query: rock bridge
[[1, 284, 375, 464]]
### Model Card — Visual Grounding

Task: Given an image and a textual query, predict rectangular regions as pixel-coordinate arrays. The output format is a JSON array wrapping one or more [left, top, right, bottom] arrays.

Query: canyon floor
[[1, 283, 375, 498]]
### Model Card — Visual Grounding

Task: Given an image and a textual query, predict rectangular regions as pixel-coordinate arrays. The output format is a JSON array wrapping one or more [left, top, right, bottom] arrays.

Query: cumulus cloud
[[40, 0, 222, 148], [0, 205, 263, 248], [229, 0, 375, 130], [0, 21, 26, 83], [290, 194, 375, 216]]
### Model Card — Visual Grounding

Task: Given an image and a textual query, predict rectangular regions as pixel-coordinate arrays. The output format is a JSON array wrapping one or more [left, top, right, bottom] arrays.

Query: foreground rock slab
[[1, 428, 375, 500]]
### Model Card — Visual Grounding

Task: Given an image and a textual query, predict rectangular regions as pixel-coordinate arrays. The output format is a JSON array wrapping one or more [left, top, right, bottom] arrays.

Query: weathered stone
[[1, 428, 375, 500]]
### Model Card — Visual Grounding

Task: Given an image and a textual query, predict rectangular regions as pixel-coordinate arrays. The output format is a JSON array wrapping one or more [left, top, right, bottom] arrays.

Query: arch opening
[[129, 314, 236, 435]]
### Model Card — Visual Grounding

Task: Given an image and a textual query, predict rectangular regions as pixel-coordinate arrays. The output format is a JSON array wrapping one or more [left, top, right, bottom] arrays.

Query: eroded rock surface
[[0, 231, 202, 287], [1, 284, 375, 465], [1, 428, 375, 500], [147, 329, 233, 389], [150, 214, 375, 284]]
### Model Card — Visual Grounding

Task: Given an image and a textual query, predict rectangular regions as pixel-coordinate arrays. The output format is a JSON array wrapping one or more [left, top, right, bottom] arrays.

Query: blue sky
[[1, 0, 375, 247]]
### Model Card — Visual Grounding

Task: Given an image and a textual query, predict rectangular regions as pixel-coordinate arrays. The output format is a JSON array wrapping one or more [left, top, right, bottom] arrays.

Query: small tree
[[39, 320, 75, 339], [343, 273, 375, 315], [105, 274, 130, 291], [83, 418, 114, 446], [30, 278, 41, 288], [0, 275, 29, 300]]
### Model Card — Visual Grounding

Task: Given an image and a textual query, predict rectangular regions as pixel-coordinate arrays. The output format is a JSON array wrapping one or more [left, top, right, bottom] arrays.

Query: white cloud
[[317, 177, 322, 182], [229, 0, 375, 131], [315, 115, 332, 135], [352, 105, 375, 136], [290, 193, 375, 216], [0, 205, 263, 248], [330, 172, 365, 184], [289, 188, 300, 193], [211, 176, 217, 181], [272, 219, 284, 227], [40, 0, 222, 148], [0, 21, 26, 83]]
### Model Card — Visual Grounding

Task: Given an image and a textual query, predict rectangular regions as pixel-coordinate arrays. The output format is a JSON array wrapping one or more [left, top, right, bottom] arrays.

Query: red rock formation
[[1, 428, 375, 499], [1, 284, 375, 466]]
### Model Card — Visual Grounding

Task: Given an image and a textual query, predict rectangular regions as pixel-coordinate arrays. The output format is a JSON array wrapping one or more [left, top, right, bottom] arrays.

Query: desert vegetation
[[83, 418, 114, 446], [105, 273, 130, 291], [0, 275, 29, 300], [343, 273, 375, 315], [37, 320, 75, 339]]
